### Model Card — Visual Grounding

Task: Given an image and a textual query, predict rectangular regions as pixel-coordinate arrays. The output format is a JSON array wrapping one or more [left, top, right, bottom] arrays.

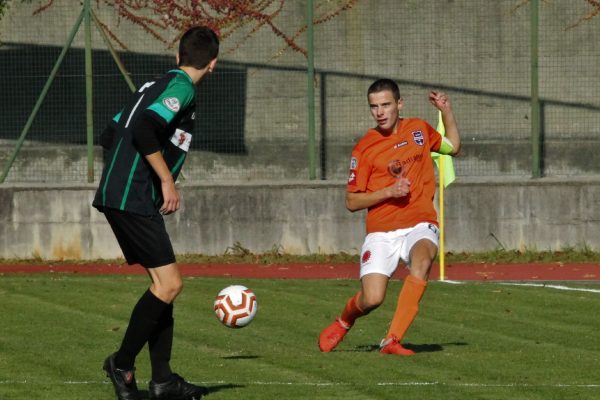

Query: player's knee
[[155, 278, 183, 303], [410, 258, 433, 279], [360, 291, 385, 311], [170, 278, 184, 298]]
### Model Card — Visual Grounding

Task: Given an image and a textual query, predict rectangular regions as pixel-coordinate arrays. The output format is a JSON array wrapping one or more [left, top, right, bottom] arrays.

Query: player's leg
[[145, 263, 181, 385], [113, 264, 178, 373], [147, 263, 183, 304], [145, 264, 208, 399], [102, 209, 177, 399], [104, 279, 171, 400], [358, 272, 389, 312], [319, 232, 399, 352], [319, 273, 389, 352], [381, 223, 438, 356]]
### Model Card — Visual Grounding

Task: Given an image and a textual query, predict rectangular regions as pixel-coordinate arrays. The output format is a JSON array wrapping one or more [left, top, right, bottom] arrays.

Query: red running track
[[0, 262, 599, 281]]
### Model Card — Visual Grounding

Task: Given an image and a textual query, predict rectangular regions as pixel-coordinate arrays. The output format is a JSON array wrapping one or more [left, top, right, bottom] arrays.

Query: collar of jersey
[[169, 69, 193, 84]]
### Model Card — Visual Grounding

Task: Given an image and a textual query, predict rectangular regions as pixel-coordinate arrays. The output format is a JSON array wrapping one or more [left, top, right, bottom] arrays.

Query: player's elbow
[[451, 143, 461, 156], [345, 198, 360, 212]]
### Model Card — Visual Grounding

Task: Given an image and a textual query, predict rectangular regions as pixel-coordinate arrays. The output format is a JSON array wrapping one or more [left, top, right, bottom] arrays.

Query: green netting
[[0, 0, 598, 183]]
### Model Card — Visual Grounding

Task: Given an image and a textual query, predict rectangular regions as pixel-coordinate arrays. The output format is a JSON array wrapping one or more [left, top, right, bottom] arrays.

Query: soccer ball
[[214, 285, 257, 328]]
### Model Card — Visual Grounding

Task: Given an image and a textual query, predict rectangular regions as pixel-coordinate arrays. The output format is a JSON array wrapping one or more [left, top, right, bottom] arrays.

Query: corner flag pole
[[438, 155, 446, 281], [433, 110, 455, 281]]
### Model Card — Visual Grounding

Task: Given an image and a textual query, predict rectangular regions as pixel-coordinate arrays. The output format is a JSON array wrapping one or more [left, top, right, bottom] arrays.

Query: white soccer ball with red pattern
[[214, 285, 257, 328]]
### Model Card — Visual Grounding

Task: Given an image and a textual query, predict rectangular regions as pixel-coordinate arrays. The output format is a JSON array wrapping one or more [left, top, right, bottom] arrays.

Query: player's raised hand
[[429, 91, 452, 113]]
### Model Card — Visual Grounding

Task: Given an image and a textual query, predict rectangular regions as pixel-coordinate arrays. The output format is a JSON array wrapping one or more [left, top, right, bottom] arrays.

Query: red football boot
[[379, 336, 416, 356], [318, 318, 350, 352]]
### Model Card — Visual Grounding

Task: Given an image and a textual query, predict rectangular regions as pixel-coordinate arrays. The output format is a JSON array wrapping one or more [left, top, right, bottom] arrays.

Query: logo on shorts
[[428, 223, 439, 235], [412, 130, 424, 146], [163, 97, 181, 112], [361, 250, 371, 264]]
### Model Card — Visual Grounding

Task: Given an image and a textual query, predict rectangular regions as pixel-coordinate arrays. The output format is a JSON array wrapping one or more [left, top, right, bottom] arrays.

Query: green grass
[[1, 275, 599, 399]]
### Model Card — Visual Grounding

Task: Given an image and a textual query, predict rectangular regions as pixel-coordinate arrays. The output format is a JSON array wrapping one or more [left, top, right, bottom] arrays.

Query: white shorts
[[359, 222, 440, 278]]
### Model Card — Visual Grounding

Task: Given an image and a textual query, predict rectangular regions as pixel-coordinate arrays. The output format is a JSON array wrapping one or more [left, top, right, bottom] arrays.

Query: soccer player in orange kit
[[319, 78, 460, 355]]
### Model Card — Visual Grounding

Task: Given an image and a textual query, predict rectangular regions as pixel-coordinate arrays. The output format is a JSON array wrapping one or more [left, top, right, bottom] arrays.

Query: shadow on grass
[[206, 383, 246, 394], [138, 383, 244, 399], [221, 355, 261, 360], [344, 341, 468, 353]]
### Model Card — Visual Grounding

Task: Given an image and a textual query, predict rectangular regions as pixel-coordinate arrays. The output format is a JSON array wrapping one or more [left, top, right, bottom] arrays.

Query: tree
[[513, 0, 600, 28], [27, 0, 359, 57], [1, 0, 32, 19]]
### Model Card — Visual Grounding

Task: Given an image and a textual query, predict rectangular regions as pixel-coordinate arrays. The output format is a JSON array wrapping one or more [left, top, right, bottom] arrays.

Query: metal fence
[[0, 0, 599, 183]]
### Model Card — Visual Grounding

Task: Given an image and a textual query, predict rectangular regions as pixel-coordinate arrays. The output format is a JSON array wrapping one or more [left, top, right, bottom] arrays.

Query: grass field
[[1, 274, 599, 399]]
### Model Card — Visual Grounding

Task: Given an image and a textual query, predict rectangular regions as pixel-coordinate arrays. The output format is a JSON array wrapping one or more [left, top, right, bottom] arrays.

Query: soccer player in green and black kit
[[93, 26, 219, 400]]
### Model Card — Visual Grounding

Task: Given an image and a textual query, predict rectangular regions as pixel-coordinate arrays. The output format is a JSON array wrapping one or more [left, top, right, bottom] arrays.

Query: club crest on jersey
[[350, 157, 358, 169], [163, 97, 181, 112], [170, 129, 192, 152], [412, 130, 424, 146]]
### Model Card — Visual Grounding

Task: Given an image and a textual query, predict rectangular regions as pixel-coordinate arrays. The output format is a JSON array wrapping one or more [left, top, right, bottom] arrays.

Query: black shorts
[[102, 208, 176, 268]]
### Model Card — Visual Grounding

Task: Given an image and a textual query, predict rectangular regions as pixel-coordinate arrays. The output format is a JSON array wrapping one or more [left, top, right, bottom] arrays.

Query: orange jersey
[[347, 118, 444, 233]]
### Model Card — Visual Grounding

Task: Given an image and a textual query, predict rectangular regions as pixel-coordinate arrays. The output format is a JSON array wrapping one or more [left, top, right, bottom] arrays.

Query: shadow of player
[[138, 383, 244, 399], [345, 341, 467, 354]]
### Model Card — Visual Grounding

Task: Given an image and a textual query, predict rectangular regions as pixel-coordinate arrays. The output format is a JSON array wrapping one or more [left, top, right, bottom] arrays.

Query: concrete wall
[[1, 178, 599, 260]]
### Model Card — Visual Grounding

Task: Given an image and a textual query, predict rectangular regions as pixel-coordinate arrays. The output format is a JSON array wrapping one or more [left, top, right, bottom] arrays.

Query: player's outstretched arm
[[429, 91, 461, 155]]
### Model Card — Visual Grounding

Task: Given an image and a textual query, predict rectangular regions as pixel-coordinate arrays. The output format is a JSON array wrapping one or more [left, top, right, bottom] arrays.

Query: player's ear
[[396, 97, 404, 113], [207, 58, 217, 73]]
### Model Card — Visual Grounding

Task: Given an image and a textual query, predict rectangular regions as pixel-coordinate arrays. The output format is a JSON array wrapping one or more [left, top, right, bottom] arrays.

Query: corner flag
[[431, 110, 455, 187]]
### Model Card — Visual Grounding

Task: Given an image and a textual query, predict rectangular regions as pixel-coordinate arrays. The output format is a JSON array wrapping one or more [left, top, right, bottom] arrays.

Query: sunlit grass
[[1, 275, 599, 399]]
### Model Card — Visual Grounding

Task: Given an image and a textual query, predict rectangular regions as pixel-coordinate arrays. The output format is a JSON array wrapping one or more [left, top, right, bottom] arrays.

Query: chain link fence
[[0, 0, 598, 183]]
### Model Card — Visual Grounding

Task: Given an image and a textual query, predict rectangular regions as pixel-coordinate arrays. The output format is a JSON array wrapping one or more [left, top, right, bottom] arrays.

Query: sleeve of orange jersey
[[346, 146, 371, 193], [425, 121, 444, 152]]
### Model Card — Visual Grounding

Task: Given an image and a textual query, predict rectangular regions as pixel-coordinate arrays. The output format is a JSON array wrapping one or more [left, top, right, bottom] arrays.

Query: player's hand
[[160, 180, 180, 215], [386, 177, 411, 198], [429, 91, 451, 113]]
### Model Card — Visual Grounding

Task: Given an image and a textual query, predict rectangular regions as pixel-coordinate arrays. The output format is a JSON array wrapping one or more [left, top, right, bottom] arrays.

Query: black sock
[[115, 289, 169, 370], [149, 303, 174, 383]]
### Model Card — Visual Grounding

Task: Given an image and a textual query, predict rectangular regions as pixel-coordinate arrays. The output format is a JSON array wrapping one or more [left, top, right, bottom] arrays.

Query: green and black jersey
[[93, 69, 196, 216]]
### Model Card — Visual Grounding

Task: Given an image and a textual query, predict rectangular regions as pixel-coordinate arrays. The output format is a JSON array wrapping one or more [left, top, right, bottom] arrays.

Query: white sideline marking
[[499, 282, 600, 294], [437, 280, 600, 294], [0, 380, 599, 389]]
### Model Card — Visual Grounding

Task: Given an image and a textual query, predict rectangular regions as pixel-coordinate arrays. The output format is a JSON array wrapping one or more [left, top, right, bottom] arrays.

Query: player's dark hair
[[178, 26, 220, 69], [368, 79, 401, 101]]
